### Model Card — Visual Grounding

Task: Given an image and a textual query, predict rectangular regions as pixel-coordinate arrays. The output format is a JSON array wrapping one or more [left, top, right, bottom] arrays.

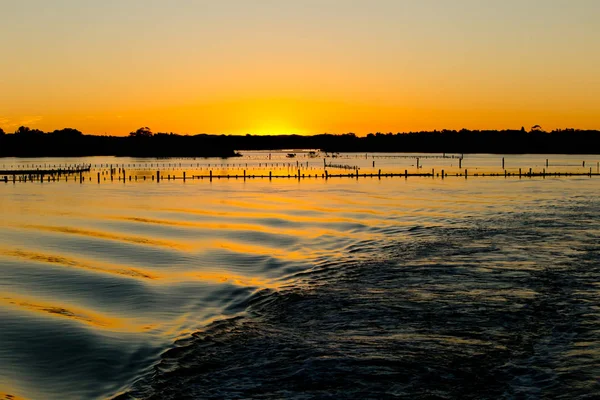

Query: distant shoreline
[[1, 128, 599, 157]]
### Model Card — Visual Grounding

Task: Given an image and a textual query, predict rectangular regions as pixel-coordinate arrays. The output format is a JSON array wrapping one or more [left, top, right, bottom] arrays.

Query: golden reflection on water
[[159, 206, 369, 225], [183, 271, 280, 289], [118, 215, 349, 240], [0, 248, 158, 280], [120, 216, 287, 235], [0, 293, 149, 332], [22, 224, 188, 250], [1, 157, 599, 400], [0, 247, 280, 288], [210, 240, 310, 261], [0, 392, 29, 400]]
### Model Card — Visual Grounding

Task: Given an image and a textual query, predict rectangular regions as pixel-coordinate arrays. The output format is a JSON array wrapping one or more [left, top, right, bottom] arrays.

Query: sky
[[1, 0, 599, 136]]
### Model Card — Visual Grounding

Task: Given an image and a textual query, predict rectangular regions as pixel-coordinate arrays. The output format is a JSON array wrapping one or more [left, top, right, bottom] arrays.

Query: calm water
[[1, 154, 599, 399]]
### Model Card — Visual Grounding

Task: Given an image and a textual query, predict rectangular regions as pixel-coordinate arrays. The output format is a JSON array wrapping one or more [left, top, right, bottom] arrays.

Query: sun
[[249, 118, 305, 136], [252, 124, 300, 136]]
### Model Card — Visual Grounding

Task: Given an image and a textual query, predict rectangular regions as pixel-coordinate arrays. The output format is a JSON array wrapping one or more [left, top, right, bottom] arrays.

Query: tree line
[[0, 126, 237, 157], [0, 126, 599, 157]]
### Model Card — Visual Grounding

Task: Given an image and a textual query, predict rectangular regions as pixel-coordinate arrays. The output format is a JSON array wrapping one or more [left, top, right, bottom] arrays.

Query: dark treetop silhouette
[[0, 126, 599, 157]]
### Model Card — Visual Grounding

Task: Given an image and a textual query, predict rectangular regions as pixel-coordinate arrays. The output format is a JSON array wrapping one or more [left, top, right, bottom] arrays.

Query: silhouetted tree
[[0, 127, 5, 136], [15, 126, 30, 135], [129, 127, 153, 137], [51, 128, 82, 138], [14, 126, 44, 136], [531, 125, 544, 132]]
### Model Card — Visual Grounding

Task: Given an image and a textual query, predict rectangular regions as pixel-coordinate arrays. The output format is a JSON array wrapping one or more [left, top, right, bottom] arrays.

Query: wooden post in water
[[378, 169, 381, 179], [502, 157, 505, 169], [156, 171, 160, 182], [465, 169, 468, 177], [529, 168, 532, 176], [297, 169, 300, 179], [546, 159, 549, 168], [405, 169, 408, 178], [441, 170, 444, 179], [519, 168, 522, 177], [269, 171, 272, 180], [97, 172, 100, 183], [183, 172, 186, 182], [209, 170, 212, 181], [459, 158, 462, 168]]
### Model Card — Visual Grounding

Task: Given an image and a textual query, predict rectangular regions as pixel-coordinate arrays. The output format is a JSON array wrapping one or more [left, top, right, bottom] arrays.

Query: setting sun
[[1, 1, 598, 135], [1, 2, 600, 400]]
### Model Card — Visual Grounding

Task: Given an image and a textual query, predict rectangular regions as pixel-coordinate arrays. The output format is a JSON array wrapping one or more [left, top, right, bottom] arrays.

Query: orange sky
[[1, 1, 599, 136]]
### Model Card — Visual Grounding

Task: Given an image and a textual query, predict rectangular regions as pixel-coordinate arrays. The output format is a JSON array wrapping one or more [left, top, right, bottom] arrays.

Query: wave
[[115, 202, 600, 399]]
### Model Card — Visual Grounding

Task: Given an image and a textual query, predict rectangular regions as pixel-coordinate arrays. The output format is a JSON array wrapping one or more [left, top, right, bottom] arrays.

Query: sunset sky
[[1, 0, 599, 136]]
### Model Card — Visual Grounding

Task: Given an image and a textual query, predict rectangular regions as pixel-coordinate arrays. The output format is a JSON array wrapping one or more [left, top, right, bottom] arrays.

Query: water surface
[[0, 154, 599, 399]]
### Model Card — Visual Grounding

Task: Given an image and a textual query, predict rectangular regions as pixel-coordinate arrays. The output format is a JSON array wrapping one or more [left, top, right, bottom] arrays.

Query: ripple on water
[[1, 172, 600, 399], [117, 196, 600, 400]]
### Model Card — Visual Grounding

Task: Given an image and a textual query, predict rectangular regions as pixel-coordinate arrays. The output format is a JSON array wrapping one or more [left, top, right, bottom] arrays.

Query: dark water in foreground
[[119, 195, 600, 399], [1, 154, 599, 399]]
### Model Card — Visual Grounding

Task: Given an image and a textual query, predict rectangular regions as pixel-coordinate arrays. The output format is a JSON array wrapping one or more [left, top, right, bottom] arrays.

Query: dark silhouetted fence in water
[[1, 167, 599, 184], [2, 158, 600, 183]]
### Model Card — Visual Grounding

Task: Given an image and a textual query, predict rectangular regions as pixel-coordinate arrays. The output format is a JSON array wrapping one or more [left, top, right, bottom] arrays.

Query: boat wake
[[116, 200, 600, 399]]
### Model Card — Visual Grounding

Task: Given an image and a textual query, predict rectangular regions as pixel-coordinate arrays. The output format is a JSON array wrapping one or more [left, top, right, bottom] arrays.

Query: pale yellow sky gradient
[[1, 0, 599, 135]]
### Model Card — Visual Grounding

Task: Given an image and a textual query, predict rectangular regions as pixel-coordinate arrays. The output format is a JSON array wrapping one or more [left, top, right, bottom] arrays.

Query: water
[[1, 154, 599, 399]]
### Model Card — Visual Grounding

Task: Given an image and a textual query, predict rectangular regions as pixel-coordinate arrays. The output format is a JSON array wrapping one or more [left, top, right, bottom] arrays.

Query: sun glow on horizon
[[0, 1, 599, 135]]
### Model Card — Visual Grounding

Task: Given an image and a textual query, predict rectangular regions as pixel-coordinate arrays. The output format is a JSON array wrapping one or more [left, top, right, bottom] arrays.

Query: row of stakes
[[2, 166, 600, 184], [2, 157, 598, 171], [0, 154, 456, 169], [2, 157, 599, 184]]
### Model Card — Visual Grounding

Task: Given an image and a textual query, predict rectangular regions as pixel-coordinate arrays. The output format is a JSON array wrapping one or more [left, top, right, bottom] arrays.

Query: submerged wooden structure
[[1, 157, 599, 183], [0, 165, 91, 183], [1, 167, 599, 184]]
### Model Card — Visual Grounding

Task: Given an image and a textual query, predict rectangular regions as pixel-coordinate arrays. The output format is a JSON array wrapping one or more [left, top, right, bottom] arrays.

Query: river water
[[0, 153, 599, 399]]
